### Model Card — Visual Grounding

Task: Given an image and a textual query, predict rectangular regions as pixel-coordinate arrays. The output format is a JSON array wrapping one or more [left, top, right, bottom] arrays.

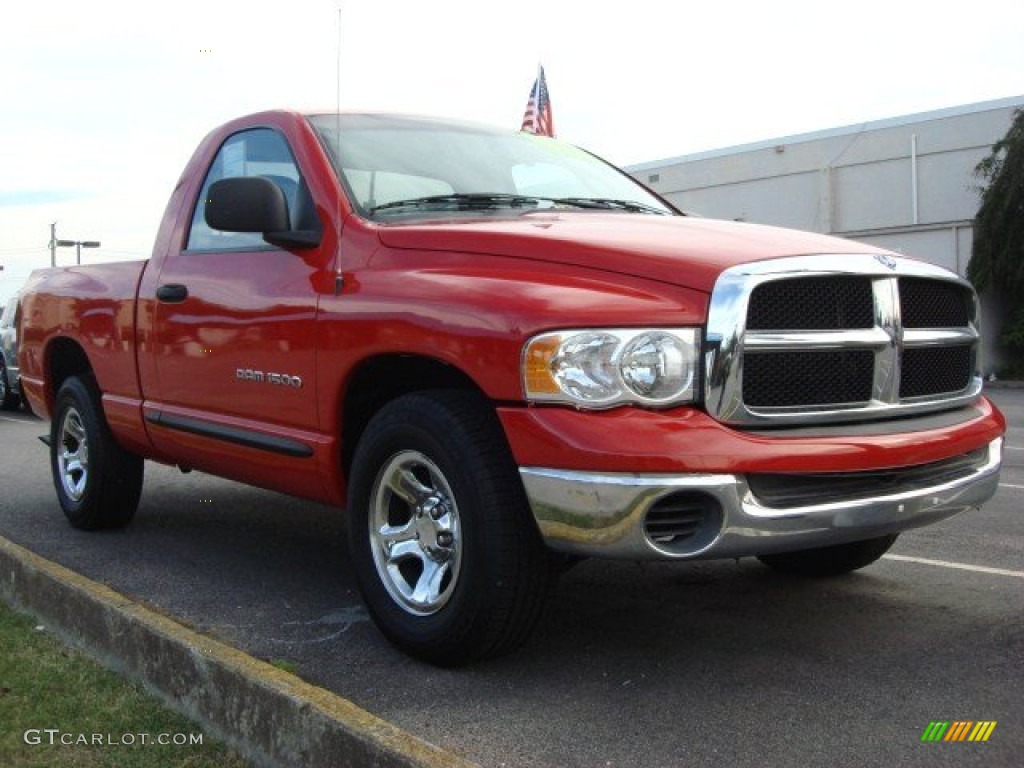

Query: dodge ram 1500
[[19, 110, 1005, 664]]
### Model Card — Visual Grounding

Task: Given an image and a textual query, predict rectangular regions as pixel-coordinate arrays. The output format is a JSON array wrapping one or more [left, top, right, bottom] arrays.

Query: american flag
[[521, 66, 554, 137]]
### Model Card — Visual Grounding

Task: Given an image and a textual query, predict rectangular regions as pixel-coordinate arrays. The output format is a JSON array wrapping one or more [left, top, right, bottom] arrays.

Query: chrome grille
[[704, 255, 983, 427]]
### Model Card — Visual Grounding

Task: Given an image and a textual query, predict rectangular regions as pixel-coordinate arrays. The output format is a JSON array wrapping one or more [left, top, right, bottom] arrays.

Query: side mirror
[[206, 177, 321, 249], [206, 177, 289, 233]]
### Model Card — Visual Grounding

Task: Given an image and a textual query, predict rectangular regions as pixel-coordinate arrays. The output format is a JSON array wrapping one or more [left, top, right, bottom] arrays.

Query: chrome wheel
[[369, 450, 462, 616], [349, 392, 552, 664], [57, 405, 89, 502], [50, 376, 142, 530]]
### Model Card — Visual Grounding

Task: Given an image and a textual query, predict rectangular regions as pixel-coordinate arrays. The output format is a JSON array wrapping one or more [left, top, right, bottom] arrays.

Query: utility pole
[[49, 222, 57, 267]]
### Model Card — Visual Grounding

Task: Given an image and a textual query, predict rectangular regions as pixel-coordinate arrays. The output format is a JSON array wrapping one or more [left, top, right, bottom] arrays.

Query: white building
[[627, 95, 1024, 372]]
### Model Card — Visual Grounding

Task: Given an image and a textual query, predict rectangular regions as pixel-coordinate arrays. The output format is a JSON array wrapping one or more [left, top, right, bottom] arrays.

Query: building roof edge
[[626, 94, 1024, 172]]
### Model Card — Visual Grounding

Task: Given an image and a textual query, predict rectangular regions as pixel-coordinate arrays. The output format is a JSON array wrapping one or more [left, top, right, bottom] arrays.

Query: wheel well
[[46, 337, 93, 409], [341, 355, 484, 475]]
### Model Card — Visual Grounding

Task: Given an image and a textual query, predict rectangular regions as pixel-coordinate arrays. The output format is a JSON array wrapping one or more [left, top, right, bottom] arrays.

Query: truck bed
[[19, 260, 149, 420]]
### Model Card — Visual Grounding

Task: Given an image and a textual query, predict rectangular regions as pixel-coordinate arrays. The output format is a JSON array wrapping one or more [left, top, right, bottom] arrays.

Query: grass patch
[[267, 659, 300, 675], [0, 602, 251, 767]]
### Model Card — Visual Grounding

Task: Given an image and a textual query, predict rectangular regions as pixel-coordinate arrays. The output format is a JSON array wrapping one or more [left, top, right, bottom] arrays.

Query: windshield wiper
[[553, 197, 671, 215], [371, 193, 545, 214], [370, 193, 672, 216]]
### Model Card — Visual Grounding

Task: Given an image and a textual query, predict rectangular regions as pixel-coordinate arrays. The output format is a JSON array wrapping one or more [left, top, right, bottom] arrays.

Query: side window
[[186, 129, 305, 251]]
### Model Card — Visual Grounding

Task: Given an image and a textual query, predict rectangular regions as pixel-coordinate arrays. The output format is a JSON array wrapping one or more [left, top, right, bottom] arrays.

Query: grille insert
[[747, 276, 874, 330], [744, 350, 875, 407], [900, 346, 973, 399], [900, 278, 971, 328]]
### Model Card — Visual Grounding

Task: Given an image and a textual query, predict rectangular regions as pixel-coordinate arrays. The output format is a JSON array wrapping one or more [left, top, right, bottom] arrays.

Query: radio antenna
[[334, 3, 345, 295], [336, 4, 343, 124]]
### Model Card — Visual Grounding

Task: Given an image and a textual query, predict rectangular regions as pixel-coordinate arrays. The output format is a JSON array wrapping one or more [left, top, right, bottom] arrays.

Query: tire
[[347, 390, 552, 666], [756, 534, 898, 577], [0, 361, 20, 410], [50, 375, 143, 530], [20, 388, 34, 416]]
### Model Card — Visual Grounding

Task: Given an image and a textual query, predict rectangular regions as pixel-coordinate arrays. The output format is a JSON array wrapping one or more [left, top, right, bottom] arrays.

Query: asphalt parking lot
[[1, 389, 1021, 768]]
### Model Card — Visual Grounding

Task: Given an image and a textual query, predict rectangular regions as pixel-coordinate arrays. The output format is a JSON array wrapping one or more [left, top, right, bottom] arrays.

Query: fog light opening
[[643, 491, 723, 555]]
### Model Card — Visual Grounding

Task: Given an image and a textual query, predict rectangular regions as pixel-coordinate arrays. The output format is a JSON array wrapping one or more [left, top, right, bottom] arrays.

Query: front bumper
[[519, 438, 1002, 560]]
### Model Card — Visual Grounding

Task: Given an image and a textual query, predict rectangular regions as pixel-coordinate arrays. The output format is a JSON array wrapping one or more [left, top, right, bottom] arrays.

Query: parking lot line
[[883, 554, 1024, 579], [1001, 483, 1024, 490]]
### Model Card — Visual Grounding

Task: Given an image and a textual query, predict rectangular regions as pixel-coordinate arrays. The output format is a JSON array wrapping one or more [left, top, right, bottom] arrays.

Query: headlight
[[523, 328, 700, 408]]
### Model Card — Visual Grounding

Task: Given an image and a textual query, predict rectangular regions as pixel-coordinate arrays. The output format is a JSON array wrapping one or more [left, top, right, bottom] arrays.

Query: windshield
[[306, 114, 676, 219]]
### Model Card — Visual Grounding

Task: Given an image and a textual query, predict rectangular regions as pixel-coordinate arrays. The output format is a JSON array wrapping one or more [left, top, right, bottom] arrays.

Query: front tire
[[347, 391, 551, 666], [51, 375, 143, 530], [756, 534, 898, 577]]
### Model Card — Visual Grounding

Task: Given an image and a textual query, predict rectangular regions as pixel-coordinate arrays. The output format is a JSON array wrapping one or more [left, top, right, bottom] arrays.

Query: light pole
[[55, 239, 101, 265]]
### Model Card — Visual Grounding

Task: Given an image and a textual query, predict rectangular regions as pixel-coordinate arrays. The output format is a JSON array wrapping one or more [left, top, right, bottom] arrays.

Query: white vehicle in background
[[1, 296, 23, 410]]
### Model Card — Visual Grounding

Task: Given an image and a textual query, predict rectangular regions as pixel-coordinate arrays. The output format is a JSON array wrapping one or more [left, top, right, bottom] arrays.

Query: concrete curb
[[0, 536, 478, 768]]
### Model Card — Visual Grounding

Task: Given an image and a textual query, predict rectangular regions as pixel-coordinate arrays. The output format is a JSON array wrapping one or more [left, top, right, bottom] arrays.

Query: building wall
[[628, 95, 1024, 373]]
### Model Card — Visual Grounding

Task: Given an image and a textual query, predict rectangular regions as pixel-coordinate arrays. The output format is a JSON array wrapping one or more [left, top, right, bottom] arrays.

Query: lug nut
[[437, 532, 454, 547]]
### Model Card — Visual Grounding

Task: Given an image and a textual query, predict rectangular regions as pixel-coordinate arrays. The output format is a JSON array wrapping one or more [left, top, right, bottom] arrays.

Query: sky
[[2, 0, 1023, 302]]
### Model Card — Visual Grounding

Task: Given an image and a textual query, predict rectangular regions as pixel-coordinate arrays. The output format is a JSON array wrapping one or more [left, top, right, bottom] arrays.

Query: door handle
[[156, 284, 189, 303]]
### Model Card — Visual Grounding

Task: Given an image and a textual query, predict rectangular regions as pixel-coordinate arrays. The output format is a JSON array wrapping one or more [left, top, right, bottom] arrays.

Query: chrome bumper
[[519, 439, 1003, 560]]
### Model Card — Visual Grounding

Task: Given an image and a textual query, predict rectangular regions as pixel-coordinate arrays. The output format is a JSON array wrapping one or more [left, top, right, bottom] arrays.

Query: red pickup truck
[[19, 110, 1005, 665]]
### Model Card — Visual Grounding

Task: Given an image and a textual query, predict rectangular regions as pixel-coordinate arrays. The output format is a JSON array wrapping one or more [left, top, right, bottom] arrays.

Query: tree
[[969, 108, 1024, 373]]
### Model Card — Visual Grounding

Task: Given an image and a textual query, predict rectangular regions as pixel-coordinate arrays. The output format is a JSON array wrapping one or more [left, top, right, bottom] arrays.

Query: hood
[[375, 212, 892, 293]]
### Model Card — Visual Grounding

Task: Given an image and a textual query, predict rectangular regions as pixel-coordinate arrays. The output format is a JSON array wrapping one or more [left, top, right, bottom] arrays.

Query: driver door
[[146, 127, 329, 485]]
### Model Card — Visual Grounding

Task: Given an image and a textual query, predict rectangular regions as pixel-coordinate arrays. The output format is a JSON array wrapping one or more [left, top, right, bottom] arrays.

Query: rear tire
[[756, 534, 898, 577], [347, 390, 552, 666], [51, 375, 143, 530]]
